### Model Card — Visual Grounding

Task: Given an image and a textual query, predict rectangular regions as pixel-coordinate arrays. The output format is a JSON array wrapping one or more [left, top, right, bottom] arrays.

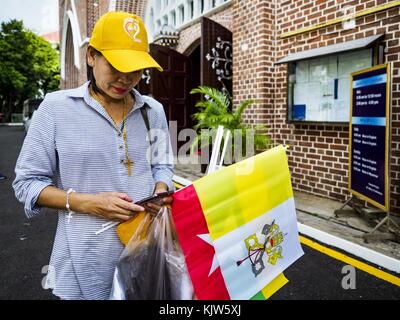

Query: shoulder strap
[[140, 103, 153, 164], [140, 103, 153, 150], [140, 103, 150, 132]]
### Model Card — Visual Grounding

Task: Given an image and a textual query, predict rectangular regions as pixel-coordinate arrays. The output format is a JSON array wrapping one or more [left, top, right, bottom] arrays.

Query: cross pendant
[[124, 158, 133, 176]]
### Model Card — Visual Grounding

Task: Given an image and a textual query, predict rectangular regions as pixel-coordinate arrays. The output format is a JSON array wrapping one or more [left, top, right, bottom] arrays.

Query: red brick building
[[234, 0, 400, 214], [59, 0, 400, 214]]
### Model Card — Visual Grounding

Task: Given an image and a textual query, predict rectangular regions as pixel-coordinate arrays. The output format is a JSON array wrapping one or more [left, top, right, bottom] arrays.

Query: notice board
[[349, 63, 391, 212]]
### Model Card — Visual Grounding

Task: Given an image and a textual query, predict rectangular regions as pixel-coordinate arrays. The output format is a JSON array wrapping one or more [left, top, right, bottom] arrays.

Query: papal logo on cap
[[124, 17, 141, 43]]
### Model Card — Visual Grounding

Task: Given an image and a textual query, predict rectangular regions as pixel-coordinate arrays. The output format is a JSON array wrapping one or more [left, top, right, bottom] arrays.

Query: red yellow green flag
[[172, 145, 304, 299]]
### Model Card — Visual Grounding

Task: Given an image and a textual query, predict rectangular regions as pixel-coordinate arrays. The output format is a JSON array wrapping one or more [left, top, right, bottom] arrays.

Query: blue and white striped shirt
[[12, 81, 174, 300]]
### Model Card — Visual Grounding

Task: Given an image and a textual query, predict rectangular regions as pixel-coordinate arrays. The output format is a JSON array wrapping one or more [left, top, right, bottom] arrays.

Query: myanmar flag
[[171, 145, 304, 300]]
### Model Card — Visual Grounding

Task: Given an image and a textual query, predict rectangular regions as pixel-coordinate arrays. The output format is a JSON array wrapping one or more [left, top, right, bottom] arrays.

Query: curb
[[172, 175, 193, 188], [0, 123, 23, 126], [298, 223, 400, 274]]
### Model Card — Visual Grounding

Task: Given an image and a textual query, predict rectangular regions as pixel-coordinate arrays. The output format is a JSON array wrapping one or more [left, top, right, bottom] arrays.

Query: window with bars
[[117, 0, 133, 12], [171, 10, 176, 26], [65, 23, 80, 89], [114, 0, 147, 17], [179, 5, 184, 23], [87, 0, 100, 37], [189, 0, 194, 18]]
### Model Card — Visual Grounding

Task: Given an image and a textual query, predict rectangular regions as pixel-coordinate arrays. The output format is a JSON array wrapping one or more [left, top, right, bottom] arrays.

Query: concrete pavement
[[0, 126, 57, 300]]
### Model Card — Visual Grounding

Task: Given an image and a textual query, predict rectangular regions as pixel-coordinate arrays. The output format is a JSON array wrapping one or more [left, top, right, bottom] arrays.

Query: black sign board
[[349, 64, 391, 212]]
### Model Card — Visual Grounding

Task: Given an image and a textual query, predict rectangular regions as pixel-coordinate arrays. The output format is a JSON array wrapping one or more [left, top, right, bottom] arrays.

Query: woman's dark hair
[[87, 47, 102, 93]]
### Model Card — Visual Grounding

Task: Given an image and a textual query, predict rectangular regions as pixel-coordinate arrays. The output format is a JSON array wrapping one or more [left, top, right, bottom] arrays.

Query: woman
[[12, 11, 174, 300]]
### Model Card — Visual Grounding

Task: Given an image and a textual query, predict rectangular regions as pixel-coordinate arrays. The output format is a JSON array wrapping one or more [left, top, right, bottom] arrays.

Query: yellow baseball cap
[[89, 11, 163, 73]]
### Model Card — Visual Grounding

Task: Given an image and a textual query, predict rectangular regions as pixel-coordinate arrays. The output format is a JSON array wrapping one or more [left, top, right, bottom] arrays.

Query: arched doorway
[[201, 17, 232, 96], [136, 18, 232, 156], [64, 22, 80, 89], [186, 41, 201, 131], [137, 44, 192, 154]]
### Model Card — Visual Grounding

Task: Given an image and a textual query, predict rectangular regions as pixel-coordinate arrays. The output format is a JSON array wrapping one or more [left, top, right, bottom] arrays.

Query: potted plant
[[190, 86, 270, 171]]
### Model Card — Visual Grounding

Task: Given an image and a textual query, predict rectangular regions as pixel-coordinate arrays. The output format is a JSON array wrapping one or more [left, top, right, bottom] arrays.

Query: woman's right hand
[[73, 192, 145, 221]]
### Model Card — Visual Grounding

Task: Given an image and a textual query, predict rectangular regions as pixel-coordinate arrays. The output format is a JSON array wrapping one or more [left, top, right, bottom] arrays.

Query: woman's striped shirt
[[12, 81, 174, 300]]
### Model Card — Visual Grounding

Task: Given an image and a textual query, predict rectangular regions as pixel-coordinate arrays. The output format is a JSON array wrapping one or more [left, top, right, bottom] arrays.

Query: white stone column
[[169, 11, 175, 27], [183, 0, 189, 23], [203, 0, 211, 13], [193, 0, 200, 18], [108, 0, 116, 11]]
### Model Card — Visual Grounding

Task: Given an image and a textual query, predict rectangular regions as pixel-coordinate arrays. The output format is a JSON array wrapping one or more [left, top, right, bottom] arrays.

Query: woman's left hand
[[145, 183, 173, 213]]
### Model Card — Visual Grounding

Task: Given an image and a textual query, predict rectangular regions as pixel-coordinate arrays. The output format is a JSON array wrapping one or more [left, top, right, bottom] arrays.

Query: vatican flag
[[171, 145, 304, 300]]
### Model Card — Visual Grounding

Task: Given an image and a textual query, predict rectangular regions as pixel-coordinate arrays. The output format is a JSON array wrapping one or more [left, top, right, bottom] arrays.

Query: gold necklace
[[121, 100, 133, 176], [89, 87, 133, 176]]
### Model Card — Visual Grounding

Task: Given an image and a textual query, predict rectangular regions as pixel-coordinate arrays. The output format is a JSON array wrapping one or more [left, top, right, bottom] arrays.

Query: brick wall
[[60, 0, 86, 89], [236, 0, 400, 213], [87, 0, 100, 37], [75, 0, 89, 87], [115, 0, 147, 17], [232, 0, 276, 135]]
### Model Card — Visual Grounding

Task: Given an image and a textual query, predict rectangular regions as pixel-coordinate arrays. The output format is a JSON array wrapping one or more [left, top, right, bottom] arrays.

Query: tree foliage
[[0, 20, 60, 121]]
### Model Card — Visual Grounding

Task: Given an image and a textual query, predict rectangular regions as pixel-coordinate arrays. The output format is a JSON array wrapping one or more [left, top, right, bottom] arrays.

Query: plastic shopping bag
[[110, 206, 193, 300]]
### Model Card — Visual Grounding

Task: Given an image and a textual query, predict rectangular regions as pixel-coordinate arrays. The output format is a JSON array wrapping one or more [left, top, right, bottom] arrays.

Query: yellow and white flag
[[172, 145, 304, 300]]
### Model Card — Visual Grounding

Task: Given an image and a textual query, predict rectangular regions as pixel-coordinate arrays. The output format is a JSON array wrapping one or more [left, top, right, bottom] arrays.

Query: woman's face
[[87, 47, 143, 100]]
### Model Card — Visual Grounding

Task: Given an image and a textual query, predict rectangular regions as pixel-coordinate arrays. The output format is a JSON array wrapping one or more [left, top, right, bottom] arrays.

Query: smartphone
[[135, 191, 174, 206]]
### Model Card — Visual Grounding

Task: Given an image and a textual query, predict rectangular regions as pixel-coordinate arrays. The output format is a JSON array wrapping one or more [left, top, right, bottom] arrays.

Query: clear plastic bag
[[110, 206, 193, 300]]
